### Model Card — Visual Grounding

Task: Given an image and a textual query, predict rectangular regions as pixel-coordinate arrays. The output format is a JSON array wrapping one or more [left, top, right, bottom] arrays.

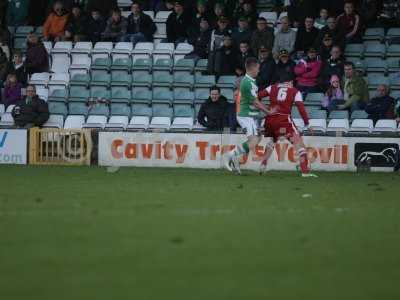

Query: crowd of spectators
[[0, 0, 400, 129]]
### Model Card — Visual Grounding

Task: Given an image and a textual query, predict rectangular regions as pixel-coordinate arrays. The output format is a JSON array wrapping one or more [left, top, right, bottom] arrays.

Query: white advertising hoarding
[[0, 129, 27, 165]]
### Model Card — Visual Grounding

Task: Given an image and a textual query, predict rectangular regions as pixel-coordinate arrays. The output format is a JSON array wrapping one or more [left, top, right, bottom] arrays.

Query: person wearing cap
[[251, 17, 274, 58], [212, 33, 237, 76], [318, 33, 334, 60], [256, 46, 276, 89], [166, 1, 193, 44], [294, 47, 322, 94], [272, 16, 297, 59], [231, 16, 253, 46], [235, 41, 255, 77], [85, 7, 106, 44], [65, 4, 88, 42], [273, 49, 296, 84], [122, 2, 156, 45], [294, 16, 320, 58]]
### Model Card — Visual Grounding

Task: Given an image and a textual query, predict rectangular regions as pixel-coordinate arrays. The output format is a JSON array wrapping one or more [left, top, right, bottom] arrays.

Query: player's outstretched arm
[[254, 98, 271, 115]]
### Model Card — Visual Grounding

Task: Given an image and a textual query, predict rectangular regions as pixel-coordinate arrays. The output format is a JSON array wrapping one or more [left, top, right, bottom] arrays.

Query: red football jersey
[[258, 83, 309, 125]]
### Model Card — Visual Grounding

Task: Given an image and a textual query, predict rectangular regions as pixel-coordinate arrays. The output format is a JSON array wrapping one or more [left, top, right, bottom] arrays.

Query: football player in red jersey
[[258, 73, 318, 177]]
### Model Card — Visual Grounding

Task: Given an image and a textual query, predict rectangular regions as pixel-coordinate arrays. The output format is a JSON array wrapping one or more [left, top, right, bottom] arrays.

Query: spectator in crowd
[[272, 16, 297, 59], [2, 74, 22, 108], [232, 16, 253, 46], [360, 0, 380, 27], [314, 17, 345, 50], [0, 47, 8, 85], [186, 17, 212, 61], [11, 85, 49, 128], [197, 85, 230, 131], [239, 0, 257, 28], [86, 0, 118, 17], [0, 19, 11, 46], [322, 74, 344, 111], [320, 45, 344, 91], [365, 85, 395, 123], [210, 3, 225, 28], [101, 9, 127, 42], [257, 46, 276, 89], [213, 34, 237, 76], [250, 17, 274, 56], [376, 0, 400, 30], [166, 1, 192, 44], [24, 33, 50, 75], [86, 8, 106, 44], [273, 49, 296, 84], [235, 41, 254, 77], [287, 0, 317, 27], [192, 0, 212, 30], [208, 16, 231, 74], [314, 8, 329, 29], [336, 1, 362, 44], [318, 33, 334, 60], [232, 0, 247, 22], [337, 61, 369, 111], [43, 1, 69, 42], [7, 51, 28, 86], [65, 4, 87, 42], [122, 2, 156, 45], [6, 0, 29, 26], [294, 17, 320, 58], [294, 47, 322, 94], [0, 36, 9, 61]]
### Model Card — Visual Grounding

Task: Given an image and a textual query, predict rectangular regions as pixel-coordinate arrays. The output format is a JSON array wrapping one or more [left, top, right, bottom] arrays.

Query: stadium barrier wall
[[0, 129, 27, 165], [98, 132, 400, 172], [29, 128, 92, 166]]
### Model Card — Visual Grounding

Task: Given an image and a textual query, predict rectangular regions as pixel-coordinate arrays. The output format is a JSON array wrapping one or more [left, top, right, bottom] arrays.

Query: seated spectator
[[6, 0, 29, 26], [0, 47, 8, 85], [122, 2, 156, 45], [239, 0, 257, 28], [257, 46, 276, 89], [250, 17, 274, 56], [273, 49, 296, 84], [319, 45, 344, 91], [24, 34, 50, 75], [101, 9, 127, 42], [318, 34, 334, 60], [314, 8, 328, 30], [210, 3, 226, 28], [208, 16, 232, 74], [166, 1, 192, 44], [287, 0, 317, 28], [365, 85, 395, 123], [213, 34, 237, 76], [186, 17, 212, 61], [336, 2, 362, 44], [314, 17, 345, 50], [2, 74, 22, 108], [86, 0, 118, 17], [294, 17, 319, 58], [376, 0, 400, 31], [192, 0, 213, 30], [197, 85, 230, 131], [7, 51, 28, 86], [272, 16, 297, 59], [11, 85, 49, 128], [65, 4, 87, 42], [85, 8, 106, 44], [43, 1, 69, 42], [337, 61, 369, 111], [232, 16, 253, 46], [235, 41, 254, 77], [322, 75, 344, 111], [294, 47, 322, 94]]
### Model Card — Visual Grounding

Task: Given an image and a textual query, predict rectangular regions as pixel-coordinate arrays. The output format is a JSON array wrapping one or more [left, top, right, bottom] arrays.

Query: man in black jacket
[[273, 49, 296, 84], [257, 45, 276, 89], [166, 1, 193, 44], [186, 17, 212, 60], [122, 2, 156, 44], [86, 8, 106, 44], [198, 86, 230, 131], [11, 85, 49, 128], [319, 45, 344, 91], [365, 85, 395, 123]]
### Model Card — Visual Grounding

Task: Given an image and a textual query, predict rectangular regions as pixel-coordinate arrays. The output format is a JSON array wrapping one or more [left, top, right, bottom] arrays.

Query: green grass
[[0, 166, 400, 300]]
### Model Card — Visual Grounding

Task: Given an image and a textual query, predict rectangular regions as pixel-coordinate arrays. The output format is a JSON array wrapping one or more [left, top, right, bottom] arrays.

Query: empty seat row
[[345, 43, 400, 59]]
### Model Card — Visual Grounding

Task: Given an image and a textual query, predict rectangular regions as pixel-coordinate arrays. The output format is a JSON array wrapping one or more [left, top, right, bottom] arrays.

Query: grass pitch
[[0, 166, 400, 300]]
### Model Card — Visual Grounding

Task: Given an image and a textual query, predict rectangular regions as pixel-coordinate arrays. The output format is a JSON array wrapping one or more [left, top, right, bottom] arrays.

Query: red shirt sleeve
[[295, 101, 309, 126]]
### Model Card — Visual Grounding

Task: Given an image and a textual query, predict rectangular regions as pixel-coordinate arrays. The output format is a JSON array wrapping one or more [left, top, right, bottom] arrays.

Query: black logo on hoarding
[[355, 143, 399, 167]]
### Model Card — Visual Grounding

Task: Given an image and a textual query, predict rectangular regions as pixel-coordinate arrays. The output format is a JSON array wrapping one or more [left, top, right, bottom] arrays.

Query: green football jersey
[[237, 74, 259, 117]]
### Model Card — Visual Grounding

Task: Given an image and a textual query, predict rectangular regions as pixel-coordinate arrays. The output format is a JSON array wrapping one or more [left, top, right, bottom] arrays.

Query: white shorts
[[237, 116, 259, 137]]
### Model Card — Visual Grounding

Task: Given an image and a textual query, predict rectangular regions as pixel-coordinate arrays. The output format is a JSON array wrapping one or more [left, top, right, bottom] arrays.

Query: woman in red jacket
[[294, 47, 322, 94]]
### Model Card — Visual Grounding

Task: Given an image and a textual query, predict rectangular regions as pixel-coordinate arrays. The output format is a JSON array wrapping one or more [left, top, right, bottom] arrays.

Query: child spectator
[[2, 74, 22, 108], [322, 75, 344, 111], [315, 8, 328, 30]]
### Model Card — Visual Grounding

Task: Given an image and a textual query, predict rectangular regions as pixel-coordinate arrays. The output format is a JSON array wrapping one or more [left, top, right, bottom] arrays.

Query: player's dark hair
[[210, 85, 220, 93], [278, 72, 294, 83], [245, 57, 259, 70]]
